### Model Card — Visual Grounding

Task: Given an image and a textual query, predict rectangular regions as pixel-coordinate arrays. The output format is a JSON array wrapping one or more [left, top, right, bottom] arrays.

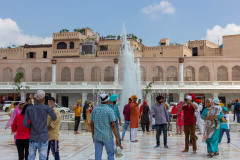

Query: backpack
[[236, 103, 240, 113]]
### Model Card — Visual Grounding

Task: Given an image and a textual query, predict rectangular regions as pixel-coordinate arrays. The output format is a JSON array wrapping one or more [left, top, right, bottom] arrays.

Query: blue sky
[[1, 0, 240, 47]]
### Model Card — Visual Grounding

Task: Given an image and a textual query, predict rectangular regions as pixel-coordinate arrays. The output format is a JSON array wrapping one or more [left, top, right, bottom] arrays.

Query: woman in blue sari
[[202, 99, 223, 158]]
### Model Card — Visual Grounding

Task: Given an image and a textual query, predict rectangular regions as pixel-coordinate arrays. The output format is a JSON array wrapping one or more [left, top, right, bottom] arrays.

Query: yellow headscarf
[[8, 101, 15, 112]]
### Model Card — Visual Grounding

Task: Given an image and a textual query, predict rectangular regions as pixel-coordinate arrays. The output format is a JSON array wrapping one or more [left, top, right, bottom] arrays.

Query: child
[[211, 99, 222, 129], [220, 107, 230, 143]]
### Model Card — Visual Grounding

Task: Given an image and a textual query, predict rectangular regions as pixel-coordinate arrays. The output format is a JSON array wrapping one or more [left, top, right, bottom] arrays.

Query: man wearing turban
[[130, 95, 141, 142], [73, 99, 82, 134]]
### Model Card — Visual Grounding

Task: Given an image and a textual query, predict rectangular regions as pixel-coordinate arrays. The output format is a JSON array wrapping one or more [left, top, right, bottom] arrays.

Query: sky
[[0, 0, 240, 48]]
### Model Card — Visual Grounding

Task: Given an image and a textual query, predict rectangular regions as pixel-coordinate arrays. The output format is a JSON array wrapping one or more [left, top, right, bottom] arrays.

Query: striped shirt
[[23, 102, 56, 142], [108, 103, 121, 120], [91, 104, 116, 142]]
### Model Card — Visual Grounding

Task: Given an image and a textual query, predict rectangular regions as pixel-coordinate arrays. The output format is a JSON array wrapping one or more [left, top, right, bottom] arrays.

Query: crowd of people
[[4, 89, 240, 160]]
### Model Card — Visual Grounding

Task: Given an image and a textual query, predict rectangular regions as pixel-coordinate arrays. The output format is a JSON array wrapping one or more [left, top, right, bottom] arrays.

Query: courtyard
[[1, 112, 240, 160]]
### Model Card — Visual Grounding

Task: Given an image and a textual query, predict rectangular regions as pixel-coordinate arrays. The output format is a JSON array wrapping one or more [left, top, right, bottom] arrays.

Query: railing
[[1, 81, 240, 90], [52, 49, 80, 57]]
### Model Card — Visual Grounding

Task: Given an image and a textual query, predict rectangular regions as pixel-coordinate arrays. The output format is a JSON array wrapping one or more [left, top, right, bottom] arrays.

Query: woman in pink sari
[[176, 101, 184, 134], [5, 102, 24, 143]]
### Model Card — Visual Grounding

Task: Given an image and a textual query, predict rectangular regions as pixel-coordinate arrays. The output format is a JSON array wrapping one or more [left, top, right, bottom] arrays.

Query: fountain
[[119, 24, 142, 114]]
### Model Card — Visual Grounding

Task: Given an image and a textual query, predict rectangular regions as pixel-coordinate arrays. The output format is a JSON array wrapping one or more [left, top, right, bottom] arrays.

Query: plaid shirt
[[108, 103, 121, 120], [91, 104, 116, 142]]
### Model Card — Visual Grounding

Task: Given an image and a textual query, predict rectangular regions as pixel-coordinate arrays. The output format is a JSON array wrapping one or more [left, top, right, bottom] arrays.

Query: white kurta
[[194, 102, 204, 134]]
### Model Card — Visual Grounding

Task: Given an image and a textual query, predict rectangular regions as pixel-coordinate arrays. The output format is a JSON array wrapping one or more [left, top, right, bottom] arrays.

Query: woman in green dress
[[202, 99, 223, 158]]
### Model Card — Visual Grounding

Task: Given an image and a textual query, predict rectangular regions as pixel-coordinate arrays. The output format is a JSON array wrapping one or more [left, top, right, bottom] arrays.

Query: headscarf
[[83, 100, 90, 120], [128, 98, 132, 103], [171, 105, 178, 114], [5, 102, 24, 129], [77, 100, 82, 104], [8, 102, 15, 112], [140, 100, 148, 115]]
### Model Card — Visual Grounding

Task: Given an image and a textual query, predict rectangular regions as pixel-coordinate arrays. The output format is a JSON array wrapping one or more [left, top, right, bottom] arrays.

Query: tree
[[144, 81, 154, 97], [14, 72, 30, 94], [60, 29, 69, 33]]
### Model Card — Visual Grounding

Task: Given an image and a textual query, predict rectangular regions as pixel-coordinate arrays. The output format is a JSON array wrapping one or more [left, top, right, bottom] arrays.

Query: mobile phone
[[184, 98, 187, 102]]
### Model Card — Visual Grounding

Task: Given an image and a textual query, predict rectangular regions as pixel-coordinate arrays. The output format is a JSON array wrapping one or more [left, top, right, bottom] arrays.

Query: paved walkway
[[1, 120, 240, 160]]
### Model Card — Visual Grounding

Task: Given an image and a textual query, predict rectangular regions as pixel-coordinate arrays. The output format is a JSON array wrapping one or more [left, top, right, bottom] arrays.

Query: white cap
[[186, 95, 192, 100], [34, 90, 45, 100], [100, 94, 109, 102]]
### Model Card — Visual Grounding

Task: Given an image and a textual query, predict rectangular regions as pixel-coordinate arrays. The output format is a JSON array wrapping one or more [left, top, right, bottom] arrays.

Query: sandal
[[214, 152, 219, 156], [207, 152, 214, 158]]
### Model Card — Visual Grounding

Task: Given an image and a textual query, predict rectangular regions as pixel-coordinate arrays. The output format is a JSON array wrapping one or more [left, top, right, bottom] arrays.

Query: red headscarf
[[140, 101, 147, 115], [189, 93, 197, 102]]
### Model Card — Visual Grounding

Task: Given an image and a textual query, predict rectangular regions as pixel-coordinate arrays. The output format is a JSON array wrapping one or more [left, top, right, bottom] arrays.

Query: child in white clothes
[[211, 99, 222, 129]]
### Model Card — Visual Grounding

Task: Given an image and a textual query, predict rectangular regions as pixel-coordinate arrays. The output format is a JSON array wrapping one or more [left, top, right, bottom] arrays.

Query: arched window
[[61, 67, 71, 81], [70, 42, 74, 49], [91, 67, 101, 81], [32, 67, 41, 82], [184, 66, 195, 81], [3, 67, 13, 82], [141, 66, 146, 81], [152, 66, 163, 81], [167, 66, 177, 81], [232, 66, 240, 81], [45, 67, 52, 82], [199, 66, 210, 81], [104, 66, 114, 81], [74, 67, 84, 81], [17, 67, 25, 81], [217, 66, 228, 81], [57, 42, 67, 49]]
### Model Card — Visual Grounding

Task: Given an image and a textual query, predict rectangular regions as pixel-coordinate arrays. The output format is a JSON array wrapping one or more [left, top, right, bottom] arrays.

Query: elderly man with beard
[[150, 95, 170, 148]]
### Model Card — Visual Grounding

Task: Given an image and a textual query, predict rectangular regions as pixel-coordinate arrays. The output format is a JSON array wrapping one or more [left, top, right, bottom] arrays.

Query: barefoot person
[[130, 95, 141, 142], [90, 94, 122, 160], [122, 98, 132, 141], [73, 100, 82, 134], [150, 95, 170, 148], [202, 99, 223, 158], [178, 95, 198, 154]]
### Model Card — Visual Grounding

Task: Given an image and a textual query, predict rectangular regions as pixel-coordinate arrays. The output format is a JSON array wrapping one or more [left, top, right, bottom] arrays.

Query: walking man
[[234, 99, 240, 123], [73, 100, 82, 134], [130, 95, 141, 142], [122, 98, 132, 141], [178, 95, 198, 154], [109, 95, 122, 144], [90, 94, 122, 160], [195, 99, 204, 135], [150, 95, 170, 148], [23, 90, 56, 160], [47, 97, 61, 160]]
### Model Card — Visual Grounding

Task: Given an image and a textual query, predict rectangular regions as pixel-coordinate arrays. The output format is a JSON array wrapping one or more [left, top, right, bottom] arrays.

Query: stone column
[[51, 59, 57, 83], [179, 91, 184, 102], [213, 91, 219, 99], [146, 93, 151, 107], [82, 91, 87, 105], [51, 92, 56, 99], [113, 58, 119, 83], [20, 91, 26, 102], [178, 57, 184, 85]]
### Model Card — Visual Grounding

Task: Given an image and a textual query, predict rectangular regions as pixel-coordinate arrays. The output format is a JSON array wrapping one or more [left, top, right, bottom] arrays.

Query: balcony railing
[[52, 49, 80, 57], [1, 81, 240, 91]]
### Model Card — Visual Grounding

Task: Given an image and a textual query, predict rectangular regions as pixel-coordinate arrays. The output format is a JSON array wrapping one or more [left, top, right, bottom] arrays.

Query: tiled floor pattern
[[1, 120, 240, 160]]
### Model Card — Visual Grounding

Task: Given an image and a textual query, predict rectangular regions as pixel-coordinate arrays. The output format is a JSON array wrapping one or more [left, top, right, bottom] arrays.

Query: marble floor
[[0, 111, 240, 160]]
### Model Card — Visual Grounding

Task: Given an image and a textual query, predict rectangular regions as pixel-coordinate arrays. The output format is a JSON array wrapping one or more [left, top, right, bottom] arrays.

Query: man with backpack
[[234, 99, 240, 123]]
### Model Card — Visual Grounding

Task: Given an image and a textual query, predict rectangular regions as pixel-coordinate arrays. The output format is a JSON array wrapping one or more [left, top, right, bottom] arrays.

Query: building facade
[[1, 28, 240, 110]]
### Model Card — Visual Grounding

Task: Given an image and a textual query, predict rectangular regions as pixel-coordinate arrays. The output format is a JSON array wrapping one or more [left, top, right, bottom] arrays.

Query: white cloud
[[141, 1, 175, 19], [204, 23, 240, 44], [0, 18, 52, 48]]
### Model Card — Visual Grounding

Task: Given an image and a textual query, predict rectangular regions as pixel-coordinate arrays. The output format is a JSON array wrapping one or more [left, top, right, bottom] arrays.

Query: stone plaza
[[1, 112, 240, 160]]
